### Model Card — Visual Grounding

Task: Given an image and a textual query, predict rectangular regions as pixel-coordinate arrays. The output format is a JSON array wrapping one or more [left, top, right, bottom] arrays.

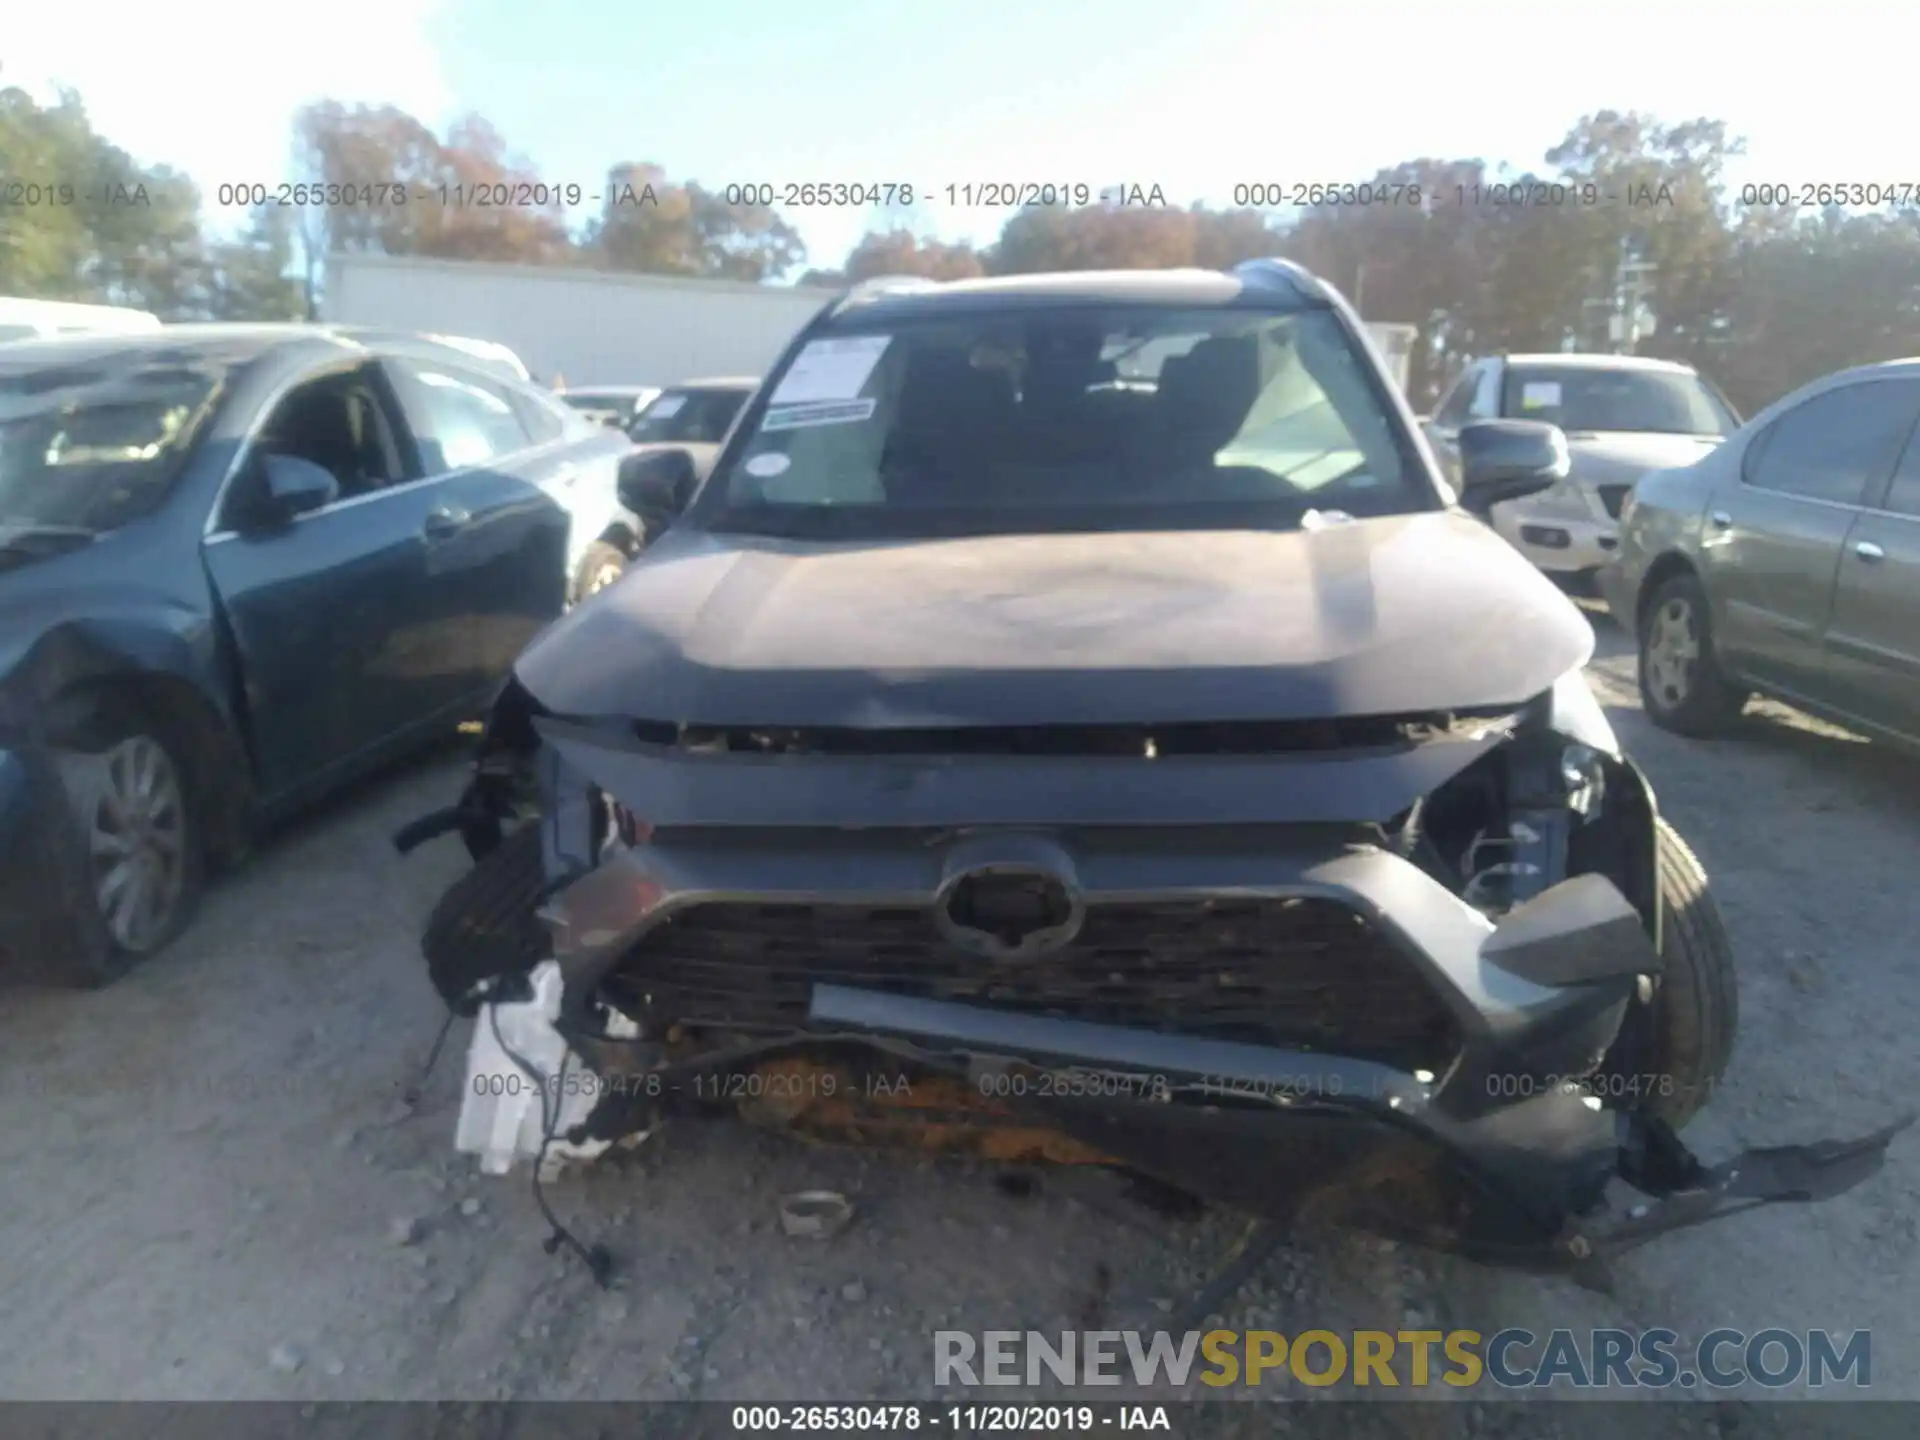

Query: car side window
[[221, 364, 414, 530], [508, 387, 567, 446], [1469, 364, 1501, 420], [393, 360, 536, 473], [631, 389, 750, 445], [1741, 378, 1920, 508], [1881, 414, 1920, 517]]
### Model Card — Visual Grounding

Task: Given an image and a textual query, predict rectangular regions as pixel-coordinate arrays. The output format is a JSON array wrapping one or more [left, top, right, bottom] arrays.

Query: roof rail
[[834, 274, 942, 313], [1228, 257, 1330, 302]]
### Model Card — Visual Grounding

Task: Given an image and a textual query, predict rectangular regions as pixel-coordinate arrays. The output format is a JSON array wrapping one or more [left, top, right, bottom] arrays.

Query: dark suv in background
[[405, 261, 1902, 1283]]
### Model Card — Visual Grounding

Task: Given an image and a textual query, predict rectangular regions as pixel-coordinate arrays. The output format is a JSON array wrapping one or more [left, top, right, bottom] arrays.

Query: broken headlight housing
[[1409, 669, 1626, 919]]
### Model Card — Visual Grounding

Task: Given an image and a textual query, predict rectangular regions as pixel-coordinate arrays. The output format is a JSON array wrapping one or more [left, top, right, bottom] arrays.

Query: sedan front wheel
[[55, 720, 206, 985], [1638, 572, 1747, 736], [571, 540, 629, 603]]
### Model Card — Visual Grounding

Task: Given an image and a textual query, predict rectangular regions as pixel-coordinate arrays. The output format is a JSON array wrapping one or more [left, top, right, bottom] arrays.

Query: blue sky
[[8, 0, 1908, 276]]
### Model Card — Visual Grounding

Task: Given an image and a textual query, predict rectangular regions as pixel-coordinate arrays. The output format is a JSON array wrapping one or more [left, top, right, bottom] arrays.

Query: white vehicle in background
[[414, 332, 533, 382], [558, 385, 662, 430], [0, 297, 163, 341], [1424, 353, 1741, 591], [628, 377, 758, 449]]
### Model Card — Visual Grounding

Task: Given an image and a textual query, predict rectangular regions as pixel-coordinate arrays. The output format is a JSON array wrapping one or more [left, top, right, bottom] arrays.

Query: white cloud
[[4, 0, 456, 222]]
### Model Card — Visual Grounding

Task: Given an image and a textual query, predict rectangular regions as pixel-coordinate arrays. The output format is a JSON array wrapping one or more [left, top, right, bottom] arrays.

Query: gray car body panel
[[514, 511, 1593, 728], [1603, 358, 1920, 748]]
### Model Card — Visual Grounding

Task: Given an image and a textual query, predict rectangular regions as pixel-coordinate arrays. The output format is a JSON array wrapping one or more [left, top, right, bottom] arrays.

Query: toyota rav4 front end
[[398, 261, 1906, 1290]]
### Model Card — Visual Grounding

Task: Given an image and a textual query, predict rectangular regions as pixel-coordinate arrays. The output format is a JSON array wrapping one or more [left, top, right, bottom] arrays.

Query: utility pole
[[1609, 236, 1658, 354], [1580, 297, 1612, 351]]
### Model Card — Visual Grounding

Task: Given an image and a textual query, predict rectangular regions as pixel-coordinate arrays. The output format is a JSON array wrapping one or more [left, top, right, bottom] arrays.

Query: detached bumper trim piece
[[1569, 1112, 1916, 1292], [809, 983, 1430, 1111]]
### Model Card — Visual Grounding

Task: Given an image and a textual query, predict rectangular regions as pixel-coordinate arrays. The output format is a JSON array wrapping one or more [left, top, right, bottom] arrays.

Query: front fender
[[0, 612, 232, 747]]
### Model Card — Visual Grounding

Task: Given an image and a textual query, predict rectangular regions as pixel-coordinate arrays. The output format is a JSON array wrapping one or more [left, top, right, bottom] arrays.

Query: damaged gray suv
[[400, 261, 1904, 1289]]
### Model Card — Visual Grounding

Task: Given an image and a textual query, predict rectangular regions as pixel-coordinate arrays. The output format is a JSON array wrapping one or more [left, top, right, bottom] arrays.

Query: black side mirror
[[618, 447, 698, 530], [1456, 419, 1569, 517]]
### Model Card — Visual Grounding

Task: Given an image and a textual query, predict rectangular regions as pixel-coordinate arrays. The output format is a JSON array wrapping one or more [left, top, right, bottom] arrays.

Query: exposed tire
[[1638, 571, 1747, 736], [50, 703, 207, 987], [421, 821, 550, 1014], [1629, 817, 1739, 1129], [571, 539, 629, 604]]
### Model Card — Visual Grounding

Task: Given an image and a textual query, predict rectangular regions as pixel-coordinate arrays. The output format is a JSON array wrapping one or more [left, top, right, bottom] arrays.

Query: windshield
[[1502, 365, 1738, 437], [630, 386, 750, 444], [700, 305, 1425, 539], [562, 391, 632, 419], [0, 360, 220, 532]]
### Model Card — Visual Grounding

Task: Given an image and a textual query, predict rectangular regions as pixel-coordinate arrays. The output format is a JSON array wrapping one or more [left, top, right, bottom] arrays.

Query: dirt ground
[[2, 613, 1915, 1435]]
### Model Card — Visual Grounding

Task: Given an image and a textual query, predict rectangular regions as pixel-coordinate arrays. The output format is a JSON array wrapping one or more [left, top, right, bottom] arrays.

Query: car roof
[[1500, 352, 1698, 374], [0, 325, 336, 373], [0, 323, 535, 379], [832, 268, 1279, 324], [566, 385, 657, 396], [669, 376, 759, 390], [1817, 357, 1920, 381]]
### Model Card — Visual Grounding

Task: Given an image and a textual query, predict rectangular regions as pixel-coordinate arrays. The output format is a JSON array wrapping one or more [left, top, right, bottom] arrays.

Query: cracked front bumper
[[430, 723, 1907, 1279], [532, 817, 1669, 1257]]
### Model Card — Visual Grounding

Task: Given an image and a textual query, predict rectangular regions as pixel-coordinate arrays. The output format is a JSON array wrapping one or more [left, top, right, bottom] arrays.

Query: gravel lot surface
[[2, 614, 1914, 1436]]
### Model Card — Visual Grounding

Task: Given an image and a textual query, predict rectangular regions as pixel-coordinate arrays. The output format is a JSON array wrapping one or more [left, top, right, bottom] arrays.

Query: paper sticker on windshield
[[646, 394, 687, 418], [770, 336, 891, 404], [744, 451, 792, 477], [1520, 381, 1562, 410], [761, 398, 877, 431]]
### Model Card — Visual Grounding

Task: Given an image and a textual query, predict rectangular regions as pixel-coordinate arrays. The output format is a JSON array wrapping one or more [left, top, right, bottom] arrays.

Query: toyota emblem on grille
[[936, 866, 1085, 961]]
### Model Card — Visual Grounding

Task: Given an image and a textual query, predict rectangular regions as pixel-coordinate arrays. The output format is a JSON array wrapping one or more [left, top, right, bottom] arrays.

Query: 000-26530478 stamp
[[204, 180, 665, 209]]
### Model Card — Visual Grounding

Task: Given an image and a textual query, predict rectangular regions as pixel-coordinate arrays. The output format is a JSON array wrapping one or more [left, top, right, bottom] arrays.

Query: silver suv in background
[[1426, 354, 1739, 589]]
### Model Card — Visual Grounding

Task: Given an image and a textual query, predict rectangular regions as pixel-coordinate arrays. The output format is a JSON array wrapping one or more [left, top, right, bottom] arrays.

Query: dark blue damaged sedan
[[0, 324, 635, 985]]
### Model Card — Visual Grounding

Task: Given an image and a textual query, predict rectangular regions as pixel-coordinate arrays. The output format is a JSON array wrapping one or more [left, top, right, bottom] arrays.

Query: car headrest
[[895, 348, 1015, 436], [1155, 336, 1261, 455]]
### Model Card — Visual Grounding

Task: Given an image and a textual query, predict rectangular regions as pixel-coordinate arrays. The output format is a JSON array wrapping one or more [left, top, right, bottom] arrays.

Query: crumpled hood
[[513, 511, 1594, 728], [1566, 432, 1723, 488]]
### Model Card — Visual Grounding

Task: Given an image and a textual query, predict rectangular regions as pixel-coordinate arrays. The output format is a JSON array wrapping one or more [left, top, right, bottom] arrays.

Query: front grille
[[604, 897, 1459, 1073], [1597, 484, 1631, 519]]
